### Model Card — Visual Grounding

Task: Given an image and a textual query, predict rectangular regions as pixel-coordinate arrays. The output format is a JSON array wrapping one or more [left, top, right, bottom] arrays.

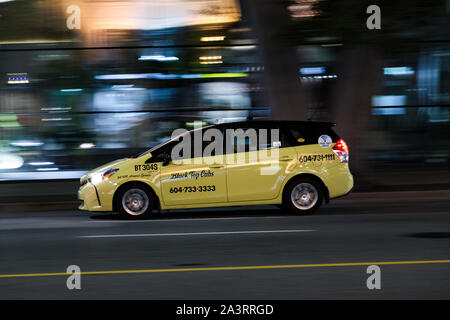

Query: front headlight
[[89, 168, 119, 184], [103, 168, 119, 180]]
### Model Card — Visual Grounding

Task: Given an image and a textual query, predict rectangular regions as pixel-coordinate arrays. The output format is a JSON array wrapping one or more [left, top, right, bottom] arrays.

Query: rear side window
[[257, 126, 292, 150], [287, 126, 340, 146], [224, 125, 292, 153]]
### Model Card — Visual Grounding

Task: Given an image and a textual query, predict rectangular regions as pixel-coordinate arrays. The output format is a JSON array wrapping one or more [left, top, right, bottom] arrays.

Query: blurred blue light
[[95, 73, 178, 80], [152, 73, 178, 80], [372, 95, 406, 107], [299, 67, 326, 75], [383, 67, 415, 76], [60, 88, 83, 92], [95, 74, 150, 80], [372, 108, 406, 115], [138, 55, 179, 62], [95, 73, 246, 80], [180, 74, 202, 79], [10, 140, 43, 147], [29, 162, 54, 166], [111, 85, 134, 89]]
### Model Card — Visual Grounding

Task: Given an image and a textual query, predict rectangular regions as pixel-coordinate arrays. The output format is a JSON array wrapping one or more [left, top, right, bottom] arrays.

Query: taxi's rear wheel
[[117, 184, 153, 219], [283, 178, 323, 215]]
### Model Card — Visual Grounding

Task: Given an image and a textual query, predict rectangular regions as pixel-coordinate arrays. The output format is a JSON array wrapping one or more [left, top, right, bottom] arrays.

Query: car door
[[226, 124, 298, 202], [158, 128, 227, 206]]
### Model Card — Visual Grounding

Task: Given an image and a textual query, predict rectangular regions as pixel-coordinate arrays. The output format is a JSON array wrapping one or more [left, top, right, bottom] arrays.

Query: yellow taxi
[[78, 120, 353, 218]]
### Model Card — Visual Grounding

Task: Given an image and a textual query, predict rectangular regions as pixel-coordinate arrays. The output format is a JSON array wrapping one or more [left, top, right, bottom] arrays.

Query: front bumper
[[78, 182, 104, 211]]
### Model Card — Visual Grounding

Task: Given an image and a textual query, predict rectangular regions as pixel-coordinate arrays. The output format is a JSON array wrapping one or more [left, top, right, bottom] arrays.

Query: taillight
[[332, 139, 349, 163]]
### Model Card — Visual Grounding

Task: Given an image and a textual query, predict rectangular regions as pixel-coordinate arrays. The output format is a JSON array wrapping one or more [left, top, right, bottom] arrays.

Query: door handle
[[279, 156, 294, 161], [210, 164, 224, 169]]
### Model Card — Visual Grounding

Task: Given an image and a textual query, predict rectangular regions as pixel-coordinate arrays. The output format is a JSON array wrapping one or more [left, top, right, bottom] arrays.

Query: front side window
[[145, 140, 178, 163]]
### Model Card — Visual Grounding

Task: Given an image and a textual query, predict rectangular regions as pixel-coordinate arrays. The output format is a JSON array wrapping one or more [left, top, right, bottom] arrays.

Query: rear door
[[226, 124, 298, 202]]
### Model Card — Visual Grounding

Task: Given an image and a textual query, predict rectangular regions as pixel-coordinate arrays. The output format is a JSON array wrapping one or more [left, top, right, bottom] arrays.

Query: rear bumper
[[330, 186, 354, 200], [322, 164, 354, 199]]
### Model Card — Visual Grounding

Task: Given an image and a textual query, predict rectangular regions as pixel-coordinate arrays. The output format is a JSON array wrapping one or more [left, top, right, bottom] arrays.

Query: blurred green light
[[201, 73, 247, 78], [0, 114, 20, 128]]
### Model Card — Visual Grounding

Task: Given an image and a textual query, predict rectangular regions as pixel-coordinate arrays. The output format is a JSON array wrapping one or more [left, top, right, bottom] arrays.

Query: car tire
[[116, 183, 154, 219], [283, 177, 323, 215]]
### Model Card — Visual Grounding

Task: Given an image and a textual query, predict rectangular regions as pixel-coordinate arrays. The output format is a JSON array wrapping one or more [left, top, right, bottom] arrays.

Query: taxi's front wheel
[[116, 184, 153, 219], [283, 178, 323, 215]]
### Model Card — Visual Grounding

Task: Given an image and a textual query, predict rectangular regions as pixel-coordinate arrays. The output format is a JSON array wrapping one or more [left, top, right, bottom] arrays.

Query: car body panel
[[160, 154, 227, 206], [78, 121, 354, 212], [226, 147, 298, 202]]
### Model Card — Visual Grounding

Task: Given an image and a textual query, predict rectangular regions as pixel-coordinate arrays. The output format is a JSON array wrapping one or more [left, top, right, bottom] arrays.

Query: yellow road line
[[1, 260, 449, 279]]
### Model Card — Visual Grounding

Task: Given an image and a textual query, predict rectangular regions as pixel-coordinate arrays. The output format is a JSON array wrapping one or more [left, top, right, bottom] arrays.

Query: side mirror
[[162, 153, 171, 166]]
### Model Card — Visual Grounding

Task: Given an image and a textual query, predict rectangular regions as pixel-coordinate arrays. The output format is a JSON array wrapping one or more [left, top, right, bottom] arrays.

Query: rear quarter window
[[288, 126, 340, 146]]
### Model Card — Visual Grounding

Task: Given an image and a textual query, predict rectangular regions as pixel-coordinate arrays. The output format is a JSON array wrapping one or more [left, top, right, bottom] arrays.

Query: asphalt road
[[0, 198, 449, 299]]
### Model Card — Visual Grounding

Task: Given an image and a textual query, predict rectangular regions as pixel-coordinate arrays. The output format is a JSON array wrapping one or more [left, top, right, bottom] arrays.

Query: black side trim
[[93, 184, 102, 206]]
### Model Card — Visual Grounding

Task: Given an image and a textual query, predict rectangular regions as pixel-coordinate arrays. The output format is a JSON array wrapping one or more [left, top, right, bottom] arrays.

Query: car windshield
[[130, 125, 213, 159], [130, 139, 172, 159]]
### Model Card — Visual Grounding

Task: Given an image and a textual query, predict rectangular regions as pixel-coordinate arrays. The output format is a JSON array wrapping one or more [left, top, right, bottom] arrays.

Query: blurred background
[[0, 0, 449, 200]]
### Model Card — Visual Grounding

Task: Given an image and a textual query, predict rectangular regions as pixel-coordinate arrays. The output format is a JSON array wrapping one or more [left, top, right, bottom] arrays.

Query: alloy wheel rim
[[291, 183, 318, 210], [122, 188, 149, 216]]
